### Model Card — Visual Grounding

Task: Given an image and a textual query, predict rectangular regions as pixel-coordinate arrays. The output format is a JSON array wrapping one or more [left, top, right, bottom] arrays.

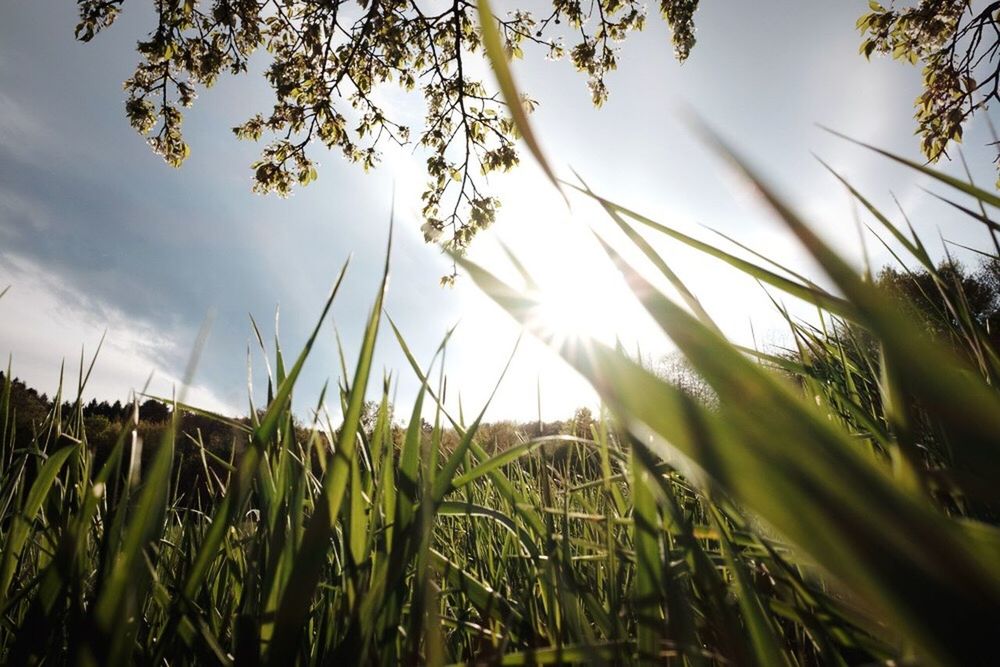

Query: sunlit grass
[[1, 14, 999, 658], [2, 130, 999, 664]]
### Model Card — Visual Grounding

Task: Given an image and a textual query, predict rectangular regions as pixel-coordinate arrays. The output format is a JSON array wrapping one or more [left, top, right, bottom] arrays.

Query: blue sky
[[1, 1, 998, 421]]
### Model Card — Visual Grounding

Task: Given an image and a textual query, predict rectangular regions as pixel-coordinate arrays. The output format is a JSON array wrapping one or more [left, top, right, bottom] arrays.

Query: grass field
[[2, 127, 1000, 665]]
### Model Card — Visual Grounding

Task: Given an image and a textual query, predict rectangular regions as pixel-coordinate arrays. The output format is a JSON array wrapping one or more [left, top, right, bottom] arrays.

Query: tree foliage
[[858, 1, 1000, 183], [74, 0, 699, 254], [875, 257, 1000, 351], [75, 1, 1000, 252]]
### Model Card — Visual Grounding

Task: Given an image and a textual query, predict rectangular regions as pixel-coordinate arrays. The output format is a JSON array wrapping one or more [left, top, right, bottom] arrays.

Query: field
[[2, 135, 999, 665]]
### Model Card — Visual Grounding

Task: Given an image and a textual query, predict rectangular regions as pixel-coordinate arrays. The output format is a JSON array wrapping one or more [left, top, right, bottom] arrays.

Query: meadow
[[2, 123, 1000, 666]]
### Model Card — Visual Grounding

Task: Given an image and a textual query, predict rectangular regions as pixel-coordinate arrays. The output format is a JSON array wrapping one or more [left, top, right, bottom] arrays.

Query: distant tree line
[[4, 257, 996, 500], [0, 375, 602, 501], [876, 256, 1000, 352], [0, 379, 247, 503]]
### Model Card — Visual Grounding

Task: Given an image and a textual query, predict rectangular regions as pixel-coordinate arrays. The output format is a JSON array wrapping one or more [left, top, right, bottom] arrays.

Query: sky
[[1, 1, 998, 422]]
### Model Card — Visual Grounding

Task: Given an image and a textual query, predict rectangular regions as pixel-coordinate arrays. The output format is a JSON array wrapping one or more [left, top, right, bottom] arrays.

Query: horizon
[[2, 1, 998, 422]]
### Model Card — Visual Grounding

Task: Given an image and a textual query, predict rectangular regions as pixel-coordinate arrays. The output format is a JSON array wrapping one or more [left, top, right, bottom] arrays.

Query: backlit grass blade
[[705, 225, 817, 285], [922, 186, 1000, 235], [564, 181, 859, 319], [0, 443, 80, 603], [437, 501, 536, 559], [630, 444, 663, 663], [91, 422, 174, 664], [699, 124, 1000, 490], [430, 549, 524, 626], [476, 0, 565, 201], [591, 232, 1000, 661], [709, 506, 791, 667], [388, 316, 548, 538], [821, 126, 1000, 208], [267, 229, 391, 665], [449, 436, 557, 490], [181, 259, 348, 600], [570, 172, 719, 331], [396, 375, 428, 536], [459, 247, 1000, 665], [816, 158, 934, 270], [432, 336, 519, 503]]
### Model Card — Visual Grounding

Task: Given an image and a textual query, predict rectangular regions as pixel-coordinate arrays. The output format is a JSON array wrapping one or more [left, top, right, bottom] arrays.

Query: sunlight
[[8, 0, 996, 659], [462, 163, 669, 361], [526, 269, 612, 349]]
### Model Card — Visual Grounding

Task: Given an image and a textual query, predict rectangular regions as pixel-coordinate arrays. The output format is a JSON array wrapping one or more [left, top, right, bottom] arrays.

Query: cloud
[[0, 252, 236, 415], [0, 92, 47, 164], [0, 186, 54, 241]]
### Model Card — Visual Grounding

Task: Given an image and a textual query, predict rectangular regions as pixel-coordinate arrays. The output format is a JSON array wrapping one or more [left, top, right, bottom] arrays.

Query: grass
[[2, 22, 1000, 661], [1, 132, 999, 665]]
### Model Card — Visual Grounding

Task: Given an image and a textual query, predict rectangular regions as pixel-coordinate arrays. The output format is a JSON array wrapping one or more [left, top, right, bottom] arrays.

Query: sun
[[522, 258, 633, 351], [473, 163, 660, 358], [528, 278, 598, 345]]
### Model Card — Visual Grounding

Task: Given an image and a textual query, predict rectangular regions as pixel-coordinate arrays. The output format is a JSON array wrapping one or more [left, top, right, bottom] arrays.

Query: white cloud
[[0, 252, 236, 415]]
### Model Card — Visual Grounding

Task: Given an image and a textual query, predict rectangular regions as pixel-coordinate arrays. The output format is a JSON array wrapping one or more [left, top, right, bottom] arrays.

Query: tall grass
[[2, 23, 1000, 661], [457, 153, 1000, 665], [2, 131, 999, 664]]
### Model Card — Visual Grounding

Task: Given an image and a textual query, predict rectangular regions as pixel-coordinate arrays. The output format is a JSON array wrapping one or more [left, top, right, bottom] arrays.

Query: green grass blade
[[476, 0, 565, 201], [267, 232, 391, 665], [821, 127, 1000, 208], [0, 443, 80, 602]]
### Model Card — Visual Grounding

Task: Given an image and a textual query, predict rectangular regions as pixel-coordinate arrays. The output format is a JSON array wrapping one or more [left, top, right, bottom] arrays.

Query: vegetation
[[2, 127, 1000, 664], [74, 0, 696, 252], [0, 377, 578, 504], [1, 3, 996, 664], [73, 0, 1000, 247], [858, 1, 1000, 184]]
